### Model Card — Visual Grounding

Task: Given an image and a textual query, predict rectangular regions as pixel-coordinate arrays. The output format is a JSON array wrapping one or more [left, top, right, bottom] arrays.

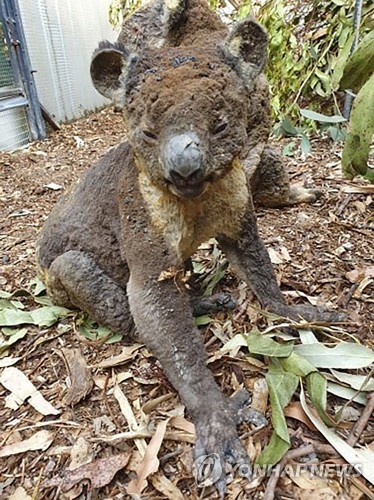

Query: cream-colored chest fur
[[139, 159, 249, 261]]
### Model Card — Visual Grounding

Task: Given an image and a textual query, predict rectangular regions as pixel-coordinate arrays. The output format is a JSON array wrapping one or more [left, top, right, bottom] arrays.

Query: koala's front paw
[[191, 292, 237, 316], [194, 395, 266, 497]]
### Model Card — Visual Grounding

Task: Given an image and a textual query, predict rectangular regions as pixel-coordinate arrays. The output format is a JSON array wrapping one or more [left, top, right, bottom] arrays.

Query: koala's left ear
[[225, 19, 268, 89]]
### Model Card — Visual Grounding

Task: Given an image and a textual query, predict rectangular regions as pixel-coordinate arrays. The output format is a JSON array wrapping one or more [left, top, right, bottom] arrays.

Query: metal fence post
[[0, 0, 45, 141]]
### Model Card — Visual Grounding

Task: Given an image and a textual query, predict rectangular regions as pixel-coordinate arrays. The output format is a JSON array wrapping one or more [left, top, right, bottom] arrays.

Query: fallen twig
[[263, 442, 337, 500], [347, 392, 374, 447]]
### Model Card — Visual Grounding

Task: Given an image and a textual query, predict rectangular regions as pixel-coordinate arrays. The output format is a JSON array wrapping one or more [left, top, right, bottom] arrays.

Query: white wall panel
[[18, 0, 117, 122]]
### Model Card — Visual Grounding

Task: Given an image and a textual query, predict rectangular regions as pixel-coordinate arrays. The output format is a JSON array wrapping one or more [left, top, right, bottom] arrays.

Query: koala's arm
[[127, 271, 225, 411], [120, 192, 264, 483], [122, 221, 225, 416], [218, 206, 342, 322], [218, 207, 288, 315]]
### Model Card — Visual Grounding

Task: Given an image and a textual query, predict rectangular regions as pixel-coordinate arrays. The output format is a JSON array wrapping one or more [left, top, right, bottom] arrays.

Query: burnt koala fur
[[37, 0, 341, 492]]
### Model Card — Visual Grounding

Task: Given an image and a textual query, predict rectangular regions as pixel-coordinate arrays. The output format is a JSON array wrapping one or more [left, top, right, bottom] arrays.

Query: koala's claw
[[194, 428, 251, 497], [194, 394, 266, 496]]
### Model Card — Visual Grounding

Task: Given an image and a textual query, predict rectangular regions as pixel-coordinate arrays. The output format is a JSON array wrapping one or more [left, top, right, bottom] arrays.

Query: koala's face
[[91, 18, 268, 199], [121, 46, 249, 198]]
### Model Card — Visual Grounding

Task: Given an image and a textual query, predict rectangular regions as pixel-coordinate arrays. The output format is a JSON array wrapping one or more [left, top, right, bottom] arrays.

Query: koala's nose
[[163, 132, 204, 186]]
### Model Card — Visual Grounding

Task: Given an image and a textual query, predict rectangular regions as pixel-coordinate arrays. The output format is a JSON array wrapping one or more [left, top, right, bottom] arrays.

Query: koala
[[37, 0, 341, 493]]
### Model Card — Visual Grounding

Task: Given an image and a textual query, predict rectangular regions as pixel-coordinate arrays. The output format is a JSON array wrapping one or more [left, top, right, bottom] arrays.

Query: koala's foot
[[272, 302, 346, 323], [194, 392, 267, 497], [286, 304, 346, 323], [191, 292, 236, 316], [288, 185, 322, 205], [46, 250, 134, 336]]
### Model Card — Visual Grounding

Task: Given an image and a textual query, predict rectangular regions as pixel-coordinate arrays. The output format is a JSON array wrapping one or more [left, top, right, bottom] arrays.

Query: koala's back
[[37, 142, 135, 285]]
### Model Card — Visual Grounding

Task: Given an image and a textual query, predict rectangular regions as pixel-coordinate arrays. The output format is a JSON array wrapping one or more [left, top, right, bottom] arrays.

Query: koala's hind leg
[[46, 250, 134, 337], [251, 145, 322, 207]]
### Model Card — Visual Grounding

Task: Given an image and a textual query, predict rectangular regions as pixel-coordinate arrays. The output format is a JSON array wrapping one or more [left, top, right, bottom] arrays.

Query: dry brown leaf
[[142, 393, 173, 414], [150, 473, 185, 500], [42, 452, 131, 492], [251, 377, 268, 415], [293, 486, 340, 499], [0, 367, 59, 416], [341, 185, 374, 194], [91, 344, 142, 368], [158, 266, 179, 281], [126, 419, 168, 495], [289, 470, 329, 490], [60, 348, 93, 406], [68, 437, 93, 470], [0, 430, 54, 457], [353, 277, 373, 298], [346, 266, 374, 284], [8, 486, 31, 500], [170, 415, 195, 435], [284, 402, 317, 431], [268, 248, 285, 264], [113, 384, 147, 454]]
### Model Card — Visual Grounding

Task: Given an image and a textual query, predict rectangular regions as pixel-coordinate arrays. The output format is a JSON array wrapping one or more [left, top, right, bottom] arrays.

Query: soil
[[0, 107, 373, 499]]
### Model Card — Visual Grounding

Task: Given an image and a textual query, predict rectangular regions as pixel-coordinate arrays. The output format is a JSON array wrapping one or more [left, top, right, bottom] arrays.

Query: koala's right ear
[[225, 19, 268, 90], [90, 41, 130, 100]]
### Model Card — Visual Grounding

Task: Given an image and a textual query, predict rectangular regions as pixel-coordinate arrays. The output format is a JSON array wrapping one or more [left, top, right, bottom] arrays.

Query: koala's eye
[[213, 121, 228, 135], [142, 129, 158, 142]]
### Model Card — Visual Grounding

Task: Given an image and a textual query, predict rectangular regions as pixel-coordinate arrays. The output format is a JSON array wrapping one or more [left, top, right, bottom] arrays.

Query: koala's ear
[[90, 41, 130, 100], [162, 0, 188, 39], [225, 19, 268, 89], [163, 0, 187, 24]]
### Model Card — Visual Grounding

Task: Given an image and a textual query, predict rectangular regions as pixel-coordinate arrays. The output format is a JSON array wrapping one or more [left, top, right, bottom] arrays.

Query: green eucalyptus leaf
[[0, 328, 28, 354], [331, 33, 355, 89], [29, 276, 47, 296], [266, 361, 299, 440], [300, 109, 346, 123], [279, 351, 316, 377], [282, 141, 296, 157], [300, 133, 311, 156], [280, 118, 298, 136], [29, 306, 70, 327], [306, 372, 334, 426], [256, 431, 290, 466], [247, 331, 294, 358], [341, 31, 374, 92], [295, 342, 374, 369], [0, 309, 33, 326], [194, 315, 212, 326], [342, 74, 374, 179], [327, 382, 367, 405], [257, 361, 298, 465]]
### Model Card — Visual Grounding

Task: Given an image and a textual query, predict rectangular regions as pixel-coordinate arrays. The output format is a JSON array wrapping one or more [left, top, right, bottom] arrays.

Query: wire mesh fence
[[0, 19, 30, 151], [0, 24, 14, 88], [0, 0, 116, 152]]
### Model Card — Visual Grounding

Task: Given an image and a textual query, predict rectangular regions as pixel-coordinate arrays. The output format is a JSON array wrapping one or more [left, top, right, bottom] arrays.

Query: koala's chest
[[139, 161, 249, 261]]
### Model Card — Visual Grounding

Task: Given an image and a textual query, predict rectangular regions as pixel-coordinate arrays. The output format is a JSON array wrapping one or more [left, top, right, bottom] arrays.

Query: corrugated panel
[[18, 0, 117, 122], [0, 106, 30, 150]]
